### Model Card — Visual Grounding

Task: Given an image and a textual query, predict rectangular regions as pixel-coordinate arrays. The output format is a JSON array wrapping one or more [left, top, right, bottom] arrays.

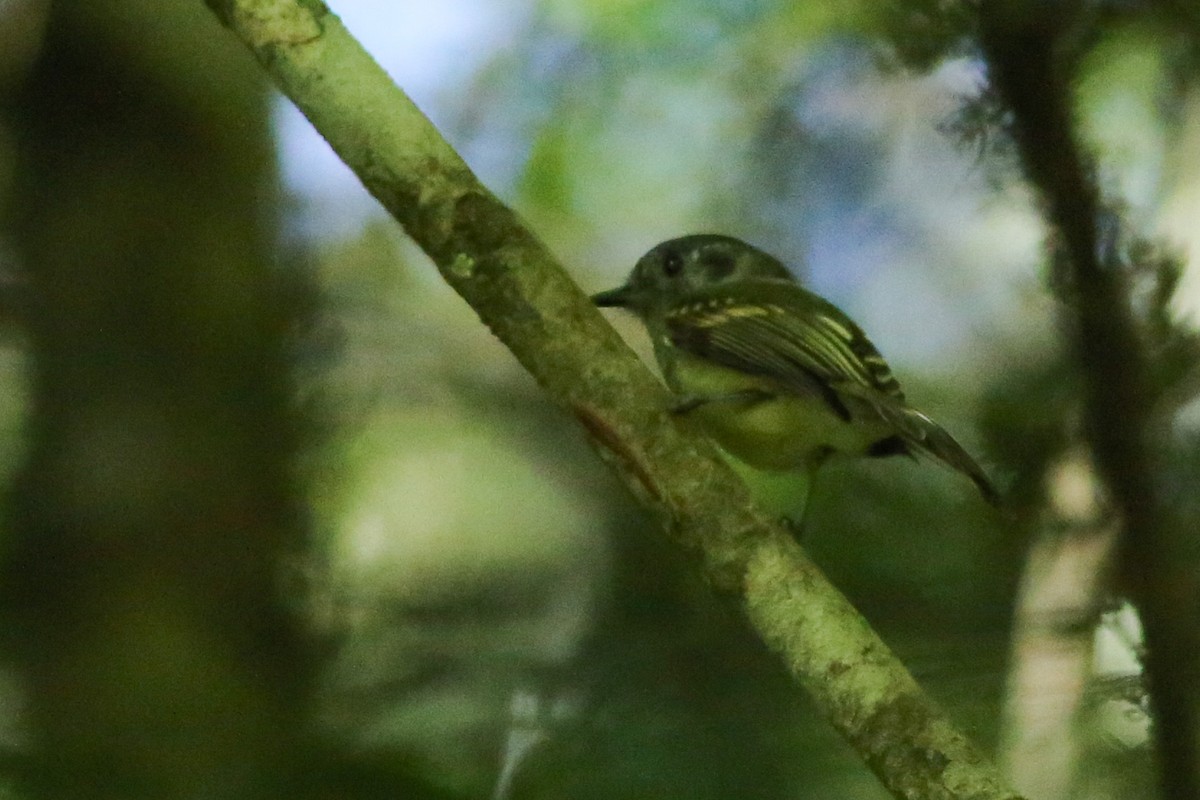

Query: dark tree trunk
[[1, 2, 312, 797]]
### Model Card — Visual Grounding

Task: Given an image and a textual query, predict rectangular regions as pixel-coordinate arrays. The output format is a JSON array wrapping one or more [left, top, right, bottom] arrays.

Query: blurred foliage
[[0, 1, 314, 798], [0, 0, 1197, 799]]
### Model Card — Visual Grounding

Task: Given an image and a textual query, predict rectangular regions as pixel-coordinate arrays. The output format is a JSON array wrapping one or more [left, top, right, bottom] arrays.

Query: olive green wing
[[663, 280, 908, 423], [665, 280, 999, 504]]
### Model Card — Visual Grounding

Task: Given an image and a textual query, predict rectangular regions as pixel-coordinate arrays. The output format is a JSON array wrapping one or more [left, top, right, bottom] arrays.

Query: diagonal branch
[[205, 2, 1024, 798]]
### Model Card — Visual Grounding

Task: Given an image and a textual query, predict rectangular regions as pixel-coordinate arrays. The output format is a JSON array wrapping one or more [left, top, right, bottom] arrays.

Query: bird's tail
[[899, 408, 1000, 507]]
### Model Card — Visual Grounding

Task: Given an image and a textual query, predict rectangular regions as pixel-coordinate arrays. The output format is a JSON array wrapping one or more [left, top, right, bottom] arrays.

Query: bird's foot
[[779, 513, 807, 541]]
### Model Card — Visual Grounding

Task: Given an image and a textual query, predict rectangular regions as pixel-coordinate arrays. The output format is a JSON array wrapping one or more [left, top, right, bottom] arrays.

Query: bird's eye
[[662, 251, 684, 277]]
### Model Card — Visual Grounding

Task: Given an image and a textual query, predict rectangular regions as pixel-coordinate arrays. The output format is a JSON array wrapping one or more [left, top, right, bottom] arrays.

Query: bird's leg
[[670, 389, 775, 415], [779, 512, 807, 540], [781, 484, 814, 541], [781, 457, 830, 541]]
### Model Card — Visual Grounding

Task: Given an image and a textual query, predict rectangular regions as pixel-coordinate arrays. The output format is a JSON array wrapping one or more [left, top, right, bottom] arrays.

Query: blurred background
[[0, 1, 1197, 798]]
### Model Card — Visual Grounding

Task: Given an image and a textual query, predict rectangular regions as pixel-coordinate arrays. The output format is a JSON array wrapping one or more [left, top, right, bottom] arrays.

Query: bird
[[592, 233, 998, 525]]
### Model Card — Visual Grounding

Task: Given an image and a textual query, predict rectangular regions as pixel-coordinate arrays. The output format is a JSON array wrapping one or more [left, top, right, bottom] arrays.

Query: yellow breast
[[664, 349, 892, 471]]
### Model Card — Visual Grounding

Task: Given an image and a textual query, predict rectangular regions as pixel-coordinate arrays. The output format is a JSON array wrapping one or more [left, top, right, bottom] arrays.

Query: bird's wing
[[664, 281, 911, 426], [664, 281, 1000, 505], [898, 408, 1000, 505]]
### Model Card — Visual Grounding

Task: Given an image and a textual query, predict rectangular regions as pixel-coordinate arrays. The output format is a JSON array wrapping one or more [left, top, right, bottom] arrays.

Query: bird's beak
[[591, 284, 633, 308]]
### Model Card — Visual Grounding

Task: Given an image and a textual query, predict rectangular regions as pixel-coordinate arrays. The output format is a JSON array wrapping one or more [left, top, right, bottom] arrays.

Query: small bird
[[593, 234, 998, 521]]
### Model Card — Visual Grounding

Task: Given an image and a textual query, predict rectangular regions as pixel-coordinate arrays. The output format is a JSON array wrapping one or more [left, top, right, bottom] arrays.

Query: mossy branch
[[205, 1, 1024, 798]]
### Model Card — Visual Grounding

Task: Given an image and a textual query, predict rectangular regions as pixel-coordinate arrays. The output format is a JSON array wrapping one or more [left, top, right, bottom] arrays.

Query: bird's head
[[592, 234, 795, 315]]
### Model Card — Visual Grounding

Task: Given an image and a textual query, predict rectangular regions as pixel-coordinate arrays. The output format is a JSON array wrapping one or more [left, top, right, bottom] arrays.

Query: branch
[[205, 2, 1024, 798], [979, 5, 1200, 798]]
